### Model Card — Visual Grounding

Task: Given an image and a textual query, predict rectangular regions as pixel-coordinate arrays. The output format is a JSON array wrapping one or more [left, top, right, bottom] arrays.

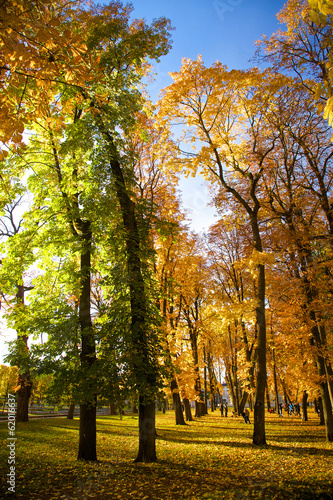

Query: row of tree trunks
[[297, 248, 333, 441]]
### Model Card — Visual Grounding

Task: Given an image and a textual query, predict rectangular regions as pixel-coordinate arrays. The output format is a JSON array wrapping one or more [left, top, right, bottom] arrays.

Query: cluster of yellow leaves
[[0, 0, 95, 153]]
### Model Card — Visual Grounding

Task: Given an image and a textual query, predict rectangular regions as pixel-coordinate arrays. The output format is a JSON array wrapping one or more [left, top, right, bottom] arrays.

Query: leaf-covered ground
[[1, 410, 333, 499]]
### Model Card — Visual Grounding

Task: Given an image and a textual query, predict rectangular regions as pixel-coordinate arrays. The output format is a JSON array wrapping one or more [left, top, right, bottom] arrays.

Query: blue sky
[[0, 0, 287, 362], [123, 0, 287, 231], [125, 0, 286, 100]]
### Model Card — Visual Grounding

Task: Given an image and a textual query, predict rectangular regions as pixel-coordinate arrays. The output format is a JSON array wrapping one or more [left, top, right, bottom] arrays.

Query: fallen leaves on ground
[[0, 411, 333, 499]]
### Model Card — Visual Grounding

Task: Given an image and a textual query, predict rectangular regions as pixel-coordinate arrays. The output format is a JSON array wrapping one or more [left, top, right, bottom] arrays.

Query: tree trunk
[[109, 402, 117, 415], [67, 403, 75, 419], [171, 378, 186, 425], [16, 371, 32, 422], [318, 397, 325, 425], [308, 315, 333, 439], [134, 398, 157, 463], [292, 243, 333, 441], [77, 221, 97, 461], [302, 390, 308, 422], [252, 263, 267, 446], [273, 350, 279, 412], [106, 145, 158, 462], [226, 367, 237, 413], [238, 391, 249, 416], [188, 325, 204, 418], [183, 398, 193, 421], [15, 285, 32, 423], [317, 374, 333, 440], [265, 377, 271, 413], [203, 346, 208, 414], [207, 352, 216, 412]]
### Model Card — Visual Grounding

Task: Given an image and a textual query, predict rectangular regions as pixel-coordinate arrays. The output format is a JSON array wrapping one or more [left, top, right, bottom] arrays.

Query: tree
[[0, 0, 89, 154], [206, 220, 257, 415], [159, 59, 285, 444], [1, 0, 172, 462], [0, 198, 36, 422], [0, 365, 18, 412], [256, 0, 333, 126]]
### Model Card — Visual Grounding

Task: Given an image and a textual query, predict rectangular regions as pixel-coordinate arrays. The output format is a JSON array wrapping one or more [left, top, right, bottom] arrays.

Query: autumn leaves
[[1, 0, 333, 468], [157, 2, 333, 442]]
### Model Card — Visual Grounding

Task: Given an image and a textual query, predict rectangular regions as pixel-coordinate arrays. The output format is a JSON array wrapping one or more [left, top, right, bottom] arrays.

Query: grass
[[1, 410, 333, 499]]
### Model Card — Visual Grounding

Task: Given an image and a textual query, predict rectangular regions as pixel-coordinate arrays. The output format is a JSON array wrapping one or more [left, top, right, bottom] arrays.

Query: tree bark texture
[[265, 377, 271, 413], [67, 403, 75, 419], [318, 397, 325, 426], [107, 148, 158, 461], [171, 378, 186, 425], [15, 285, 32, 423], [77, 221, 97, 461], [302, 391, 308, 422], [252, 263, 267, 446], [134, 398, 157, 463], [183, 398, 193, 421]]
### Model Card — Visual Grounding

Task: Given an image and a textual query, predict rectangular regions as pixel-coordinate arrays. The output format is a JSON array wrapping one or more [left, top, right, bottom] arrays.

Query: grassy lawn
[[1, 410, 333, 499]]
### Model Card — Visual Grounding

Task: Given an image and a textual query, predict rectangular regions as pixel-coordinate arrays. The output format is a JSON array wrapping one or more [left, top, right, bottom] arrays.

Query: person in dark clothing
[[242, 408, 250, 423]]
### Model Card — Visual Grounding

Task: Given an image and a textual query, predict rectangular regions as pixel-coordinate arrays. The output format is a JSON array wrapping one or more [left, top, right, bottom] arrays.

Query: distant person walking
[[224, 403, 228, 418], [242, 408, 250, 424]]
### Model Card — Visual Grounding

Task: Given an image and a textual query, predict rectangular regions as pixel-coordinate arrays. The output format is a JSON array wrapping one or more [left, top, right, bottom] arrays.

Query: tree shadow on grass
[[157, 430, 333, 458]]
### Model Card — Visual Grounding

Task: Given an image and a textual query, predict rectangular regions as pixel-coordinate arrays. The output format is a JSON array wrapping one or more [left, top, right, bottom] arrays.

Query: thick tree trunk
[[78, 400, 97, 461], [293, 243, 333, 441], [317, 369, 333, 440], [134, 398, 157, 463], [252, 263, 267, 446], [183, 398, 193, 421], [265, 377, 271, 413], [307, 310, 333, 439], [238, 391, 249, 416], [195, 400, 206, 417], [106, 147, 158, 462], [318, 397, 325, 426], [273, 350, 279, 412], [109, 402, 117, 415], [77, 221, 97, 461], [171, 378, 186, 425], [67, 403, 75, 419], [15, 285, 32, 423], [302, 391, 308, 421], [51, 139, 97, 459], [16, 370, 32, 422]]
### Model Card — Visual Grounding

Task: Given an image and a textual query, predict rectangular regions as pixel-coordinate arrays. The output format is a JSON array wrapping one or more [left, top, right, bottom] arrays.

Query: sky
[[125, 0, 286, 232], [0, 0, 287, 362]]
